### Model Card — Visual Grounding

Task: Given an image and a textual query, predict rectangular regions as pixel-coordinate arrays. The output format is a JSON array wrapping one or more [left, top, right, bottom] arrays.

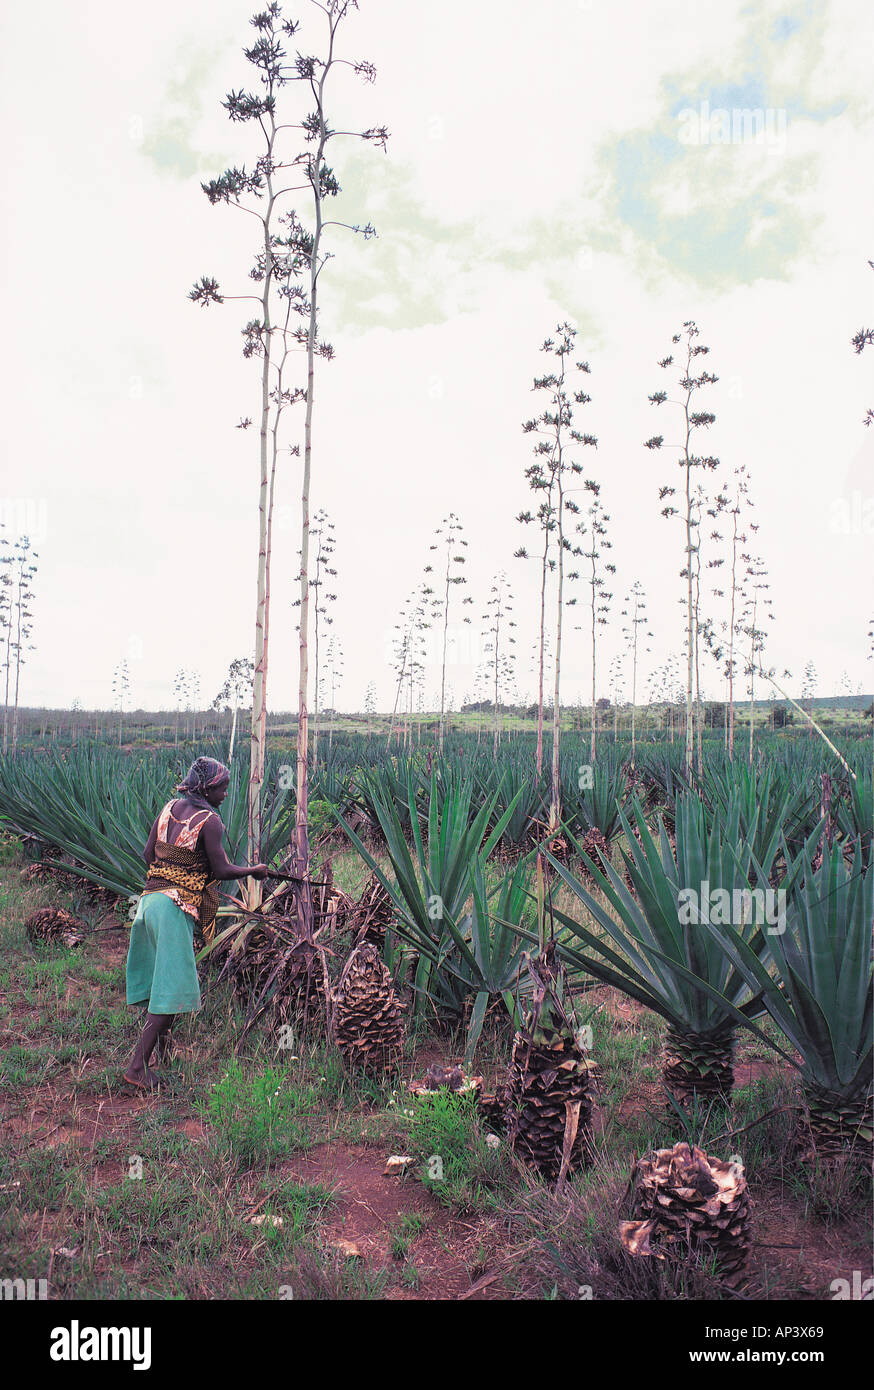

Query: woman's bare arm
[[143, 816, 159, 871], [200, 815, 268, 880]]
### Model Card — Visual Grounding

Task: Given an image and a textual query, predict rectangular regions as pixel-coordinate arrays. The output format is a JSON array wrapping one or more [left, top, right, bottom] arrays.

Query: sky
[[1, 0, 872, 715]]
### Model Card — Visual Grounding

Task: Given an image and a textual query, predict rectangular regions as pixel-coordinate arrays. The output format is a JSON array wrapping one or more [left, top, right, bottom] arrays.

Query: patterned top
[[157, 800, 213, 850], [150, 801, 214, 918]]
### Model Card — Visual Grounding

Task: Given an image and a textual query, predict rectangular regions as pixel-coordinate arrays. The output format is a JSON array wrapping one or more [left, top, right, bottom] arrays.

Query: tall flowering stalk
[[621, 581, 652, 769], [645, 321, 719, 779], [190, 2, 386, 928], [572, 482, 614, 763], [516, 324, 597, 822], [424, 513, 472, 751], [482, 573, 517, 755]]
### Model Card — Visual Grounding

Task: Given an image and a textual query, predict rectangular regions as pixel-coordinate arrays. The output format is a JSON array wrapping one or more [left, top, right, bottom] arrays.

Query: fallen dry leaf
[[332, 1239, 362, 1259], [383, 1155, 414, 1176]]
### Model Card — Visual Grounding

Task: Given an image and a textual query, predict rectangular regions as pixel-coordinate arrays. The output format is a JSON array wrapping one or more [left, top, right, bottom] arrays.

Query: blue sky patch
[[772, 13, 803, 40]]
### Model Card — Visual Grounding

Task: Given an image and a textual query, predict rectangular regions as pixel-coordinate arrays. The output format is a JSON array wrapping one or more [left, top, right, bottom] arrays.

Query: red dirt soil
[[279, 1142, 504, 1299]]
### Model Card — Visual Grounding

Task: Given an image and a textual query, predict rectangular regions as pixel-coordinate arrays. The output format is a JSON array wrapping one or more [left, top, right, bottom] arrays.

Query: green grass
[[198, 1060, 326, 1167], [505, 1159, 737, 1301], [264, 1178, 336, 1237], [0, 1044, 87, 1087], [388, 1210, 429, 1259], [4, 1142, 80, 1211], [1, 836, 870, 1301], [403, 1088, 520, 1214]]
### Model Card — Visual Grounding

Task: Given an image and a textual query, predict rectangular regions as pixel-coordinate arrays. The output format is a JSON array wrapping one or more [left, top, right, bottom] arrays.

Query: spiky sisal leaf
[[335, 772, 521, 1025], [0, 746, 293, 898], [699, 841, 873, 1146], [537, 793, 773, 1041]]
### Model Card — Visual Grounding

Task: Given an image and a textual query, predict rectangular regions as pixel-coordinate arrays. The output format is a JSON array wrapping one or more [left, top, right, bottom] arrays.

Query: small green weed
[[199, 1059, 321, 1166]]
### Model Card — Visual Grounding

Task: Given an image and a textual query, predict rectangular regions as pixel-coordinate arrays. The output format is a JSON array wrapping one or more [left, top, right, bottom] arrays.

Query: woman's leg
[[156, 1014, 177, 1063], [124, 895, 199, 1086], [124, 1013, 173, 1087]]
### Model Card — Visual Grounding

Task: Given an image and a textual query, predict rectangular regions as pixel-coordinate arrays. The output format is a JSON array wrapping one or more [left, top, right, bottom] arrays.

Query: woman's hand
[[250, 863, 270, 880]]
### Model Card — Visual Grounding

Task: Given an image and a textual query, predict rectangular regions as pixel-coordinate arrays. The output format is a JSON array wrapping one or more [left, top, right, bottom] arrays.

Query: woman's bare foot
[[125, 1012, 173, 1084], [122, 1064, 160, 1090]]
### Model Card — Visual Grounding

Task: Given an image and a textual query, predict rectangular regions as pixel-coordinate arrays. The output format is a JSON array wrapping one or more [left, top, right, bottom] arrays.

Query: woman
[[123, 755, 268, 1088]]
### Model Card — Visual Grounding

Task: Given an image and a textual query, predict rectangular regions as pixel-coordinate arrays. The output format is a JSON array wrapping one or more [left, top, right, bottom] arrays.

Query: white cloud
[[1, 0, 871, 715]]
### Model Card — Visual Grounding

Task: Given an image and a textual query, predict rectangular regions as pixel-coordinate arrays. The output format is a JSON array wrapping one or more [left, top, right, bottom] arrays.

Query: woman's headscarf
[[175, 757, 230, 802]]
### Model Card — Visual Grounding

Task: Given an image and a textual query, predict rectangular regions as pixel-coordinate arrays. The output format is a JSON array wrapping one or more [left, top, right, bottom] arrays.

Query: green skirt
[[126, 891, 201, 1015]]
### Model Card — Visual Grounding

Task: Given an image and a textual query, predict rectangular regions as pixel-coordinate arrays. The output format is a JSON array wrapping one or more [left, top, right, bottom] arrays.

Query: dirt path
[[279, 1142, 503, 1299]]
